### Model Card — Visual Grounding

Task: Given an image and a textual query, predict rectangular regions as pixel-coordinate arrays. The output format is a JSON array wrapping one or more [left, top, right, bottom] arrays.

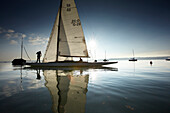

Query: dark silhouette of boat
[[129, 58, 137, 61], [12, 59, 26, 65], [12, 36, 26, 65], [129, 50, 137, 61], [166, 58, 170, 61], [103, 51, 109, 62]]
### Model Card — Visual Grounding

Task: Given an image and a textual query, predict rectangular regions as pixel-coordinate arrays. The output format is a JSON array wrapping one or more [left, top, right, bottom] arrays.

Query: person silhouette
[[36, 69, 41, 80], [79, 57, 83, 62], [36, 51, 42, 63]]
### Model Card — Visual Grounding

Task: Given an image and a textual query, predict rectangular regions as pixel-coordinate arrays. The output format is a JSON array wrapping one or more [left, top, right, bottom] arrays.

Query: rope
[[24, 46, 32, 61]]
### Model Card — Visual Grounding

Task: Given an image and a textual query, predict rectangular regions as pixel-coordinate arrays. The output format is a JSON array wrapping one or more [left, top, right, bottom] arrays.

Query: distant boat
[[27, 0, 117, 67], [103, 51, 108, 62], [166, 58, 170, 61], [12, 36, 26, 65], [129, 50, 137, 61], [129, 58, 137, 61]]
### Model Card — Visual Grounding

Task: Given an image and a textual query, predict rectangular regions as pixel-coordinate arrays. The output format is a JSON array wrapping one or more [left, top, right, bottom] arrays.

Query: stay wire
[[24, 46, 32, 61]]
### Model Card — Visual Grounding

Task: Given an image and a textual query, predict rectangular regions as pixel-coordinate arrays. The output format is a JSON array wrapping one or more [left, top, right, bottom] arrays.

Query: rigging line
[[24, 46, 32, 61]]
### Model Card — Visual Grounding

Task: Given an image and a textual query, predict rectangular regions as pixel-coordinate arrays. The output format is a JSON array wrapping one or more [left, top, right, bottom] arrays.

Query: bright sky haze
[[0, 0, 170, 61]]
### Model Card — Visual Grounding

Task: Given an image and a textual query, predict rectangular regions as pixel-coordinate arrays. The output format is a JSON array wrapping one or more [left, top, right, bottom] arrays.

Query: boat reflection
[[22, 66, 118, 113], [44, 69, 89, 113]]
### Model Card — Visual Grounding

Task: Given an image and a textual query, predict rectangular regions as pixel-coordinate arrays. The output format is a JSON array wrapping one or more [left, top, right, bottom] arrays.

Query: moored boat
[[12, 36, 26, 65], [129, 58, 137, 61], [166, 58, 170, 61], [129, 49, 137, 61]]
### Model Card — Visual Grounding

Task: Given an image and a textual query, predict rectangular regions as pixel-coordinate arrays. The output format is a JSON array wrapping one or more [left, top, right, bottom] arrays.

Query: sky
[[0, 0, 170, 61]]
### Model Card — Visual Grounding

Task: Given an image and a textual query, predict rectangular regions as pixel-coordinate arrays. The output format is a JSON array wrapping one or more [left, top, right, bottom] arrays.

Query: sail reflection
[[43, 69, 89, 113]]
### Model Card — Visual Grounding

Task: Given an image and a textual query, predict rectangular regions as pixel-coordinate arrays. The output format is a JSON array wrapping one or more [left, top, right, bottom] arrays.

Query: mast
[[56, 0, 63, 62], [133, 49, 135, 58], [21, 36, 23, 59]]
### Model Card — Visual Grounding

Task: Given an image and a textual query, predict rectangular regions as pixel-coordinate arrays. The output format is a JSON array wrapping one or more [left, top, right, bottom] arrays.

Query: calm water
[[0, 60, 170, 113]]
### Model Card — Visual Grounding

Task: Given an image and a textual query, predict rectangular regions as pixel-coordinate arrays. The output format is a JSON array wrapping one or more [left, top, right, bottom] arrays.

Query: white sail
[[43, 12, 59, 63], [43, 0, 88, 63], [59, 0, 88, 57], [43, 10, 73, 62]]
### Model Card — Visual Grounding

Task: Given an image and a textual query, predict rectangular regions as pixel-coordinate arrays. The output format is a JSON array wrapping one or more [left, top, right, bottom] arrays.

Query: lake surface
[[0, 60, 170, 113]]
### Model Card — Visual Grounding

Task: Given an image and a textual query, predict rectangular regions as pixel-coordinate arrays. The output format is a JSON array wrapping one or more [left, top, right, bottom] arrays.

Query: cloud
[[1, 27, 48, 46], [0, 27, 6, 34], [28, 36, 48, 45], [5, 33, 12, 38], [22, 34, 26, 38], [10, 40, 18, 45], [0, 27, 15, 34], [0, 27, 26, 39], [5, 32, 26, 39], [7, 29, 15, 33], [13, 33, 19, 38]]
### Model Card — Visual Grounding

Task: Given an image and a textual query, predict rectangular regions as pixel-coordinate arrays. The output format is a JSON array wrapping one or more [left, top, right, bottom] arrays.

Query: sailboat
[[12, 36, 26, 65], [27, 0, 117, 67], [103, 51, 108, 62], [166, 58, 170, 61], [129, 49, 137, 61]]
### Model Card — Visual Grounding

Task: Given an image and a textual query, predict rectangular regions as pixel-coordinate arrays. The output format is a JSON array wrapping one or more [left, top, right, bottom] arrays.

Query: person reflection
[[80, 69, 83, 75], [36, 69, 41, 80]]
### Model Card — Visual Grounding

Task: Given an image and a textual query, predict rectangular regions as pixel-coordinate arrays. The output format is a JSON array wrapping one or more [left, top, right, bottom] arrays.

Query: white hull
[[27, 61, 118, 67]]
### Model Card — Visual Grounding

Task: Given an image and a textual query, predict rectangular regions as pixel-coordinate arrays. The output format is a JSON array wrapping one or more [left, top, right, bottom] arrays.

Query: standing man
[[36, 51, 42, 63]]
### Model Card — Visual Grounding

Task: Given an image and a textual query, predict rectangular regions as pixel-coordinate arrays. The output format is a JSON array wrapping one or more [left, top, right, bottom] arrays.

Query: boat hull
[[12, 58, 26, 65], [26, 61, 118, 67], [129, 58, 137, 61], [166, 59, 170, 61], [129, 59, 137, 61]]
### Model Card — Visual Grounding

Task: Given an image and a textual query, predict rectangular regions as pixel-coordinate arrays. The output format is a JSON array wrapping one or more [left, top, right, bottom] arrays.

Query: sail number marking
[[71, 19, 81, 26], [66, 4, 71, 12]]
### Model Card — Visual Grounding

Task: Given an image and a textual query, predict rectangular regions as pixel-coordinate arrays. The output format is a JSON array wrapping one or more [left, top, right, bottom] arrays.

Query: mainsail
[[43, 0, 88, 63]]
